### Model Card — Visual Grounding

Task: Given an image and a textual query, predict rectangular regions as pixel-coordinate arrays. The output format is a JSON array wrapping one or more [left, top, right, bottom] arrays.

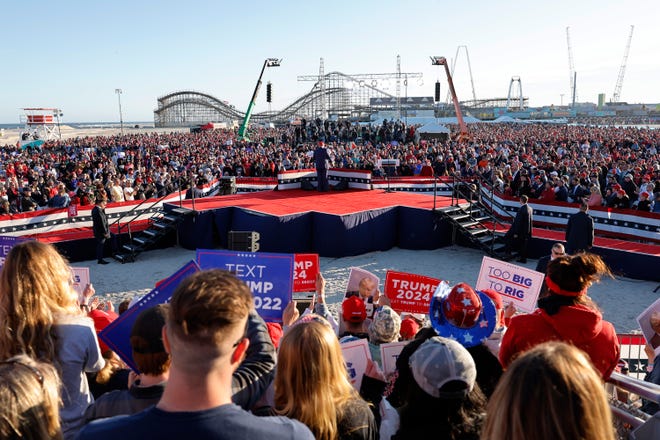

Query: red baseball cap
[[342, 296, 367, 323], [400, 316, 420, 339]]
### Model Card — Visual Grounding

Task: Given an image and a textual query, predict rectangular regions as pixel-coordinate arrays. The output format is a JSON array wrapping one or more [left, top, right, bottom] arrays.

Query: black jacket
[[565, 210, 594, 253]]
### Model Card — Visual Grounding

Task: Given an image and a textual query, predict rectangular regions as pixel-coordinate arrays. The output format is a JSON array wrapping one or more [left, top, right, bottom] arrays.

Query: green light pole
[[237, 58, 281, 140]]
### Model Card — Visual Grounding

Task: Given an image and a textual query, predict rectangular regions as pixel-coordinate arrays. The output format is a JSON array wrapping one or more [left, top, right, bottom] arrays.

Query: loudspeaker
[[228, 231, 260, 252], [301, 179, 315, 191], [434, 81, 441, 102], [220, 176, 237, 195], [331, 180, 348, 191]]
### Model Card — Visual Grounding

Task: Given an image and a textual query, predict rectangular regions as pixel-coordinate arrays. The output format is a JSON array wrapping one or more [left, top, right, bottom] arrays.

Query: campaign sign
[[380, 341, 409, 375], [197, 250, 294, 323], [99, 260, 201, 372], [0, 235, 28, 267], [636, 297, 660, 354], [293, 253, 319, 293], [70, 267, 90, 304], [384, 270, 441, 315], [340, 338, 371, 391], [475, 256, 544, 313]]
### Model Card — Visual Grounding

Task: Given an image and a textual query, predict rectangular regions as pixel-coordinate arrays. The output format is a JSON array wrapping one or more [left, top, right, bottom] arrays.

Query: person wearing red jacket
[[499, 253, 620, 379]]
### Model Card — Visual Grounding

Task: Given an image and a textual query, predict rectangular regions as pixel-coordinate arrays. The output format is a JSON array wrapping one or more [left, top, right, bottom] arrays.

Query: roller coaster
[[154, 70, 418, 128]]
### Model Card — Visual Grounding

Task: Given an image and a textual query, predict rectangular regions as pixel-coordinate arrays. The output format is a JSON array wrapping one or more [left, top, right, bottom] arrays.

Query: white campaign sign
[[71, 266, 90, 304], [475, 256, 544, 313], [340, 338, 371, 391], [379, 341, 408, 375]]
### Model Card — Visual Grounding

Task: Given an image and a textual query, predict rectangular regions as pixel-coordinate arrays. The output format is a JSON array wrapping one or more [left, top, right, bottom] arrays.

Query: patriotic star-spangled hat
[[430, 281, 497, 348]]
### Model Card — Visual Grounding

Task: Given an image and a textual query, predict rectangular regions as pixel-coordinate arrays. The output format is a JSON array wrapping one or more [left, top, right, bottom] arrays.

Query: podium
[[377, 159, 400, 192]]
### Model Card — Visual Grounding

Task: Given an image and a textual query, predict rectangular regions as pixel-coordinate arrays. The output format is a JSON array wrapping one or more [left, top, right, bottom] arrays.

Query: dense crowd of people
[[0, 240, 658, 439], [1, 119, 659, 214]]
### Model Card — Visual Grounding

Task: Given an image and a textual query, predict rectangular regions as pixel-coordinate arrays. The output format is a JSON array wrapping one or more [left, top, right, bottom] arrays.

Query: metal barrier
[[607, 372, 659, 436]]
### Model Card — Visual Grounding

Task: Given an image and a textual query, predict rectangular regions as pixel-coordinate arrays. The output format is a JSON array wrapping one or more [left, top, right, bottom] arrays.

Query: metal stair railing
[[110, 186, 184, 246], [445, 173, 516, 254]]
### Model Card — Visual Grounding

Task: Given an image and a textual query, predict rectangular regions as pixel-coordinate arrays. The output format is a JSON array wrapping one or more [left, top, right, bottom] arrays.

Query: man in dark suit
[[313, 141, 331, 192], [535, 243, 565, 297], [92, 196, 111, 264], [565, 202, 594, 254], [505, 195, 533, 263], [535, 243, 566, 275]]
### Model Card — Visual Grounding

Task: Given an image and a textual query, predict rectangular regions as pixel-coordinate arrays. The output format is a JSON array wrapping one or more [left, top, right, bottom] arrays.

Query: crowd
[[1, 119, 659, 214], [1, 240, 658, 439]]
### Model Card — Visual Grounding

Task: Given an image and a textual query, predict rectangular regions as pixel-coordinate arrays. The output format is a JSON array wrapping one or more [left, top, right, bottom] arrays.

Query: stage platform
[[167, 189, 660, 281]]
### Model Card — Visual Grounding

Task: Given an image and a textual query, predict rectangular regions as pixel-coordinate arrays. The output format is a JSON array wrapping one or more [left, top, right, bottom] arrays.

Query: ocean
[[0, 121, 155, 130]]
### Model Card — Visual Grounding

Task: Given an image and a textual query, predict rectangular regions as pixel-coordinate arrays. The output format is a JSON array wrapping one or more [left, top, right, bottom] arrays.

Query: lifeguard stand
[[19, 108, 62, 141]]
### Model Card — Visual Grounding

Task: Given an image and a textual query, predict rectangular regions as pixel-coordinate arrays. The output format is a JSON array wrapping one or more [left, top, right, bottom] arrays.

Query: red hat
[[443, 283, 482, 328], [617, 189, 626, 196], [266, 322, 283, 349], [89, 309, 119, 353], [399, 316, 420, 339], [342, 296, 367, 323], [641, 191, 650, 198], [480, 288, 503, 311]]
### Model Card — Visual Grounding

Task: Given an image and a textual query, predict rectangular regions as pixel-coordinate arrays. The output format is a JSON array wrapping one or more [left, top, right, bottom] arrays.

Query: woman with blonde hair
[[274, 320, 377, 440], [586, 184, 603, 207], [482, 341, 615, 440], [0, 354, 63, 440], [499, 252, 619, 379], [0, 241, 104, 439]]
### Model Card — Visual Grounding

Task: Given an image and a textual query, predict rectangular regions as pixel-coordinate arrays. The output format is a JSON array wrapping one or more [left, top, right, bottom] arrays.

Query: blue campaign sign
[[196, 249, 294, 323], [0, 235, 30, 267], [99, 260, 201, 372]]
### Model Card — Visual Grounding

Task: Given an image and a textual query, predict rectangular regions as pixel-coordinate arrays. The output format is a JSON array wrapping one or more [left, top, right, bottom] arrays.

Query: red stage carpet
[[178, 189, 450, 216]]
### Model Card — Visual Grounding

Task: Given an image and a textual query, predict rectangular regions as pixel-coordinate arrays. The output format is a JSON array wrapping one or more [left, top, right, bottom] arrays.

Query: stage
[[168, 189, 660, 281], [169, 189, 455, 257]]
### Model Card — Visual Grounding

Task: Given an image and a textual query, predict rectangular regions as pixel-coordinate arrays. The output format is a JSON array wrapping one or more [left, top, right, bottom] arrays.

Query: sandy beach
[[70, 244, 658, 334], [0, 125, 190, 146]]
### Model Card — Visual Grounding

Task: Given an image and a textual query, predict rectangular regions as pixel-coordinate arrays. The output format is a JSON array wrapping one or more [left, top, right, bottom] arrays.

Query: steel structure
[[445, 45, 477, 106], [612, 25, 634, 103], [155, 68, 423, 127], [566, 27, 577, 105], [506, 76, 525, 110]]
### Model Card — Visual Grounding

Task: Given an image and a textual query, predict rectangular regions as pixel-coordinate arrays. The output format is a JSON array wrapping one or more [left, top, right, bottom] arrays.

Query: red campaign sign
[[384, 270, 441, 315], [68, 204, 78, 217], [293, 253, 320, 293]]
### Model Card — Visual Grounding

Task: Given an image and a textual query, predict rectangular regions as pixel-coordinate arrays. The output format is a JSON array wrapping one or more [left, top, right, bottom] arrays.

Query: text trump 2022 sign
[[197, 250, 294, 323]]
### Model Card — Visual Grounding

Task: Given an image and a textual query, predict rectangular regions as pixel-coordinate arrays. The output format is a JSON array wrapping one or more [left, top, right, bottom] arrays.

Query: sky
[[1, 0, 658, 123]]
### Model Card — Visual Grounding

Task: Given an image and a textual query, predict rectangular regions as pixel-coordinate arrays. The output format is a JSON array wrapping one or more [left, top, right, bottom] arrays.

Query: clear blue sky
[[2, 0, 658, 123]]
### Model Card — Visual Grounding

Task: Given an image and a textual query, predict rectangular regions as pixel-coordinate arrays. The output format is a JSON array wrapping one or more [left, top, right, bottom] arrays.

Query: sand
[[70, 244, 659, 333], [0, 125, 190, 146]]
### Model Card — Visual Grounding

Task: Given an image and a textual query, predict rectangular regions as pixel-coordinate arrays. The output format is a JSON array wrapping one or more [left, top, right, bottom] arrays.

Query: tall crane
[[612, 25, 634, 103], [430, 56, 468, 140], [566, 26, 577, 105]]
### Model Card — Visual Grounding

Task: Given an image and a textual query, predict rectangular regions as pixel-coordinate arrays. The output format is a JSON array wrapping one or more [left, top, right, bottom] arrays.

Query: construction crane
[[612, 25, 634, 103], [566, 26, 577, 105], [430, 56, 468, 140]]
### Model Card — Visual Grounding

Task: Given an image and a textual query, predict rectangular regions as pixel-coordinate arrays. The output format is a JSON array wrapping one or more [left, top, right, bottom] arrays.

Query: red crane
[[431, 56, 469, 141]]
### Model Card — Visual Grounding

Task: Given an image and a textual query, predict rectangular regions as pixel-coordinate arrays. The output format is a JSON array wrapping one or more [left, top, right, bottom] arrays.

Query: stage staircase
[[113, 206, 195, 263], [435, 180, 511, 259]]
